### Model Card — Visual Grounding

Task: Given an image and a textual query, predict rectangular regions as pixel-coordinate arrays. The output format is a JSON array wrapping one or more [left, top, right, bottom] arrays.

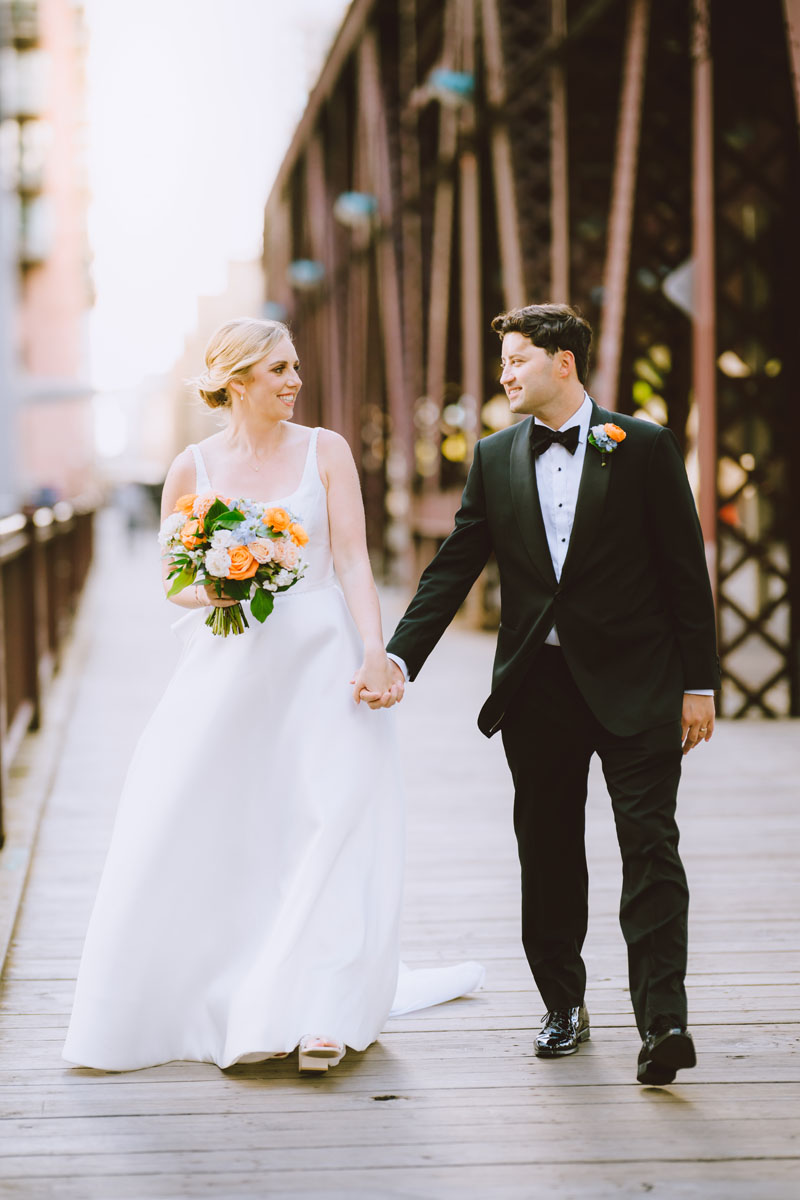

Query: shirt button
[[561, 538, 566, 542], [558, 503, 563, 508]]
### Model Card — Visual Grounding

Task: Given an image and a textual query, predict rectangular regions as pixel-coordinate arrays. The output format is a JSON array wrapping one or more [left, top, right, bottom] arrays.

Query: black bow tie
[[530, 423, 580, 457]]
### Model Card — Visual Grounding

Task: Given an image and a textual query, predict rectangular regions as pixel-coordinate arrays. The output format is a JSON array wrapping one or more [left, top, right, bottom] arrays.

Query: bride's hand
[[350, 653, 404, 708], [197, 584, 238, 609]]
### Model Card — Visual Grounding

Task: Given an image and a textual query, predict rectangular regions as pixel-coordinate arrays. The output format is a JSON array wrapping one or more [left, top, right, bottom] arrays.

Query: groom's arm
[[386, 440, 492, 681], [646, 427, 721, 691]]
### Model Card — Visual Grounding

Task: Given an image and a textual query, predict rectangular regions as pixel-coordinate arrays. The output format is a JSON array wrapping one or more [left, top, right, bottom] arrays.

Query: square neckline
[[190, 428, 319, 509]]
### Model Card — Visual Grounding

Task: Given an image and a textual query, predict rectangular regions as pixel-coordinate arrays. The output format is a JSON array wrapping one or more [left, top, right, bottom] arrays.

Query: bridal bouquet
[[159, 493, 309, 636]]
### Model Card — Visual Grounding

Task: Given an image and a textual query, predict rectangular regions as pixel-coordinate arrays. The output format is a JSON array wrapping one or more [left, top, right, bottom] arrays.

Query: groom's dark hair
[[491, 304, 593, 385]]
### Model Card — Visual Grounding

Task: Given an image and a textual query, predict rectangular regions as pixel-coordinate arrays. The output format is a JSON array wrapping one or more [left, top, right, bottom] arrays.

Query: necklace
[[227, 437, 278, 473]]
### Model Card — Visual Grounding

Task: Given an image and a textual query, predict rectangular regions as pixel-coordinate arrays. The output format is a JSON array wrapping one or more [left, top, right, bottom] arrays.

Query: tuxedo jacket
[[387, 400, 721, 739]]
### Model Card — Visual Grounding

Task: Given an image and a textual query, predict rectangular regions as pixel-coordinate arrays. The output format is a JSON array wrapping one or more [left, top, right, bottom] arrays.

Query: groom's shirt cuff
[[684, 689, 714, 696], [387, 653, 409, 681]]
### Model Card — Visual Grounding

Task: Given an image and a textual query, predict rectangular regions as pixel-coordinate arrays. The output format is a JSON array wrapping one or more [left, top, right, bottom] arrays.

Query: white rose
[[157, 512, 185, 547], [210, 529, 234, 549], [205, 547, 232, 577]]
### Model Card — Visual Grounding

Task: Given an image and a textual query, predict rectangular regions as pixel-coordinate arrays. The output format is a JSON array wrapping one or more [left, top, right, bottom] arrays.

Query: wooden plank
[[1, 1162, 799, 1200]]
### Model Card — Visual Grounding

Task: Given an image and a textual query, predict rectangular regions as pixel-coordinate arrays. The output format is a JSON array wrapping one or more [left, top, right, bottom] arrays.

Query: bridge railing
[[0, 500, 96, 846]]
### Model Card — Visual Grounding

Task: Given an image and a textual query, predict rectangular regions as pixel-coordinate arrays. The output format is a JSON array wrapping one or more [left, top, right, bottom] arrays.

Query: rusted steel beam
[[306, 135, 346, 436], [692, 0, 717, 585], [458, 0, 482, 456], [481, 0, 527, 306], [398, 0, 425, 418], [264, 194, 293, 317], [423, 0, 459, 491], [265, 0, 376, 210], [593, 0, 650, 409], [550, 0, 569, 301], [344, 129, 368, 476], [783, 0, 800, 138], [423, 113, 457, 493], [359, 29, 413, 573]]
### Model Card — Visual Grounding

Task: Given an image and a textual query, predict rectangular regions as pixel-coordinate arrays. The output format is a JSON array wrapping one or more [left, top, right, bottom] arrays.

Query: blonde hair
[[192, 317, 291, 409]]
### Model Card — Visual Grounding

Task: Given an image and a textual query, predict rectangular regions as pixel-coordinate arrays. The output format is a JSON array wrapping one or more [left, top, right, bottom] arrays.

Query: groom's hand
[[366, 660, 405, 710], [681, 694, 715, 755]]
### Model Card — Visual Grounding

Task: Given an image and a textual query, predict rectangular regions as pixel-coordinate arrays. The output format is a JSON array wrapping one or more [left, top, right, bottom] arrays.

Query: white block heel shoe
[[298, 1036, 346, 1073]]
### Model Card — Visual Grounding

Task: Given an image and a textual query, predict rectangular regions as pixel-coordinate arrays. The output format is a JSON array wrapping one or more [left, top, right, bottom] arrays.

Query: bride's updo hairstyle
[[193, 317, 291, 409]]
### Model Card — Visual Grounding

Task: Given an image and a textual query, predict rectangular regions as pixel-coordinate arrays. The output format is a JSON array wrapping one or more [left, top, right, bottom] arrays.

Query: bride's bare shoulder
[[316, 427, 356, 484], [160, 448, 197, 519], [316, 427, 352, 455]]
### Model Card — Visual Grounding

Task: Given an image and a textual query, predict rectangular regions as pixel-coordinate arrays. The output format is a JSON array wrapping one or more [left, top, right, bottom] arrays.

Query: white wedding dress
[[63, 429, 483, 1071]]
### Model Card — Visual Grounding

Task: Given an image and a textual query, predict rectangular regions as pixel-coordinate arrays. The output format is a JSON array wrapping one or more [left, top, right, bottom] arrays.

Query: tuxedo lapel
[[560, 401, 614, 583], [509, 418, 558, 588]]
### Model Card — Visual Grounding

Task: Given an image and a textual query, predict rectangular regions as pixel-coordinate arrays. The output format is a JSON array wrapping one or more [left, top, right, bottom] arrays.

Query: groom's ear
[[556, 349, 575, 378]]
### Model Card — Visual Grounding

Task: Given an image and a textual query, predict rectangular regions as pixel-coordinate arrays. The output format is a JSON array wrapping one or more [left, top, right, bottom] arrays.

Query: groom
[[381, 304, 719, 1085]]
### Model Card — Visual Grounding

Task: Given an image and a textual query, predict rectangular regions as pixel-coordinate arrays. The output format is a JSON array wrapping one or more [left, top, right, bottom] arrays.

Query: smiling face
[[499, 331, 572, 417], [231, 335, 302, 420]]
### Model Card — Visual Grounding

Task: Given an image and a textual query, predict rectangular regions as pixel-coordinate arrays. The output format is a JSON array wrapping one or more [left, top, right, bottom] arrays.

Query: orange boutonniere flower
[[588, 422, 627, 457]]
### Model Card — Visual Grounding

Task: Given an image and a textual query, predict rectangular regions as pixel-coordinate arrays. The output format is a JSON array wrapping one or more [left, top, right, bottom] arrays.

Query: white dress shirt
[[534, 393, 592, 646], [389, 392, 712, 694]]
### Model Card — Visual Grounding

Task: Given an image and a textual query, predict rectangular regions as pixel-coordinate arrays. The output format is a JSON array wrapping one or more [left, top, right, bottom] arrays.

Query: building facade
[[0, 0, 93, 511]]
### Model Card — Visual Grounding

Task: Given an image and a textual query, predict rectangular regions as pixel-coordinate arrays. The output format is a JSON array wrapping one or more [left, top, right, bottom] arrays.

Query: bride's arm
[[159, 450, 235, 610], [320, 429, 404, 707]]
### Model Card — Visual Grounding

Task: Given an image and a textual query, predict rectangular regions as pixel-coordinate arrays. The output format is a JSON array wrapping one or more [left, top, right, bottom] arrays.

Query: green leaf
[[208, 511, 245, 532], [167, 567, 196, 597], [220, 578, 251, 601], [250, 588, 274, 623], [202, 498, 229, 526]]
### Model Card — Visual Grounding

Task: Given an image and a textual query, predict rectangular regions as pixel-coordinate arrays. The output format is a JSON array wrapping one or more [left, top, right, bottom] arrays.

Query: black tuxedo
[[387, 400, 720, 1034]]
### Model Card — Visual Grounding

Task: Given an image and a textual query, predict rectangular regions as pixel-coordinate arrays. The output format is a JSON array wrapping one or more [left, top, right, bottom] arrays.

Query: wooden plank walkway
[[1, 512, 799, 1199]]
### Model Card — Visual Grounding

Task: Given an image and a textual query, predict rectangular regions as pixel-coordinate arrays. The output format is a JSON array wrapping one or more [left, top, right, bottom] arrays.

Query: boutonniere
[[588, 423, 626, 466]]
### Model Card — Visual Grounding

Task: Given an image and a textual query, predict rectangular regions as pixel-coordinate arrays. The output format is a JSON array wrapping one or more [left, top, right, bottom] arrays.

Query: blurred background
[[0, 0, 798, 765]]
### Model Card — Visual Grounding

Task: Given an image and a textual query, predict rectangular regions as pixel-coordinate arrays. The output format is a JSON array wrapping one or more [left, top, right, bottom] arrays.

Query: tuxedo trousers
[[501, 645, 688, 1037]]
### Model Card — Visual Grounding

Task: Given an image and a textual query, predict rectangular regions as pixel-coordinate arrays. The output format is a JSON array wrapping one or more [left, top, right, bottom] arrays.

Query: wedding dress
[[63, 428, 483, 1071]]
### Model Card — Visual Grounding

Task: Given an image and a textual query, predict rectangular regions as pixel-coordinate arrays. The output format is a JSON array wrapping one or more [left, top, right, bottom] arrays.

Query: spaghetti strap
[[306, 428, 321, 485], [188, 444, 212, 494], [292, 427, 322, 497]]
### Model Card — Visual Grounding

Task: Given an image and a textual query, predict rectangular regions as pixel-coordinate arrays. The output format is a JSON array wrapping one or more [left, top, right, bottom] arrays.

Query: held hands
[[681, 694, 715, 755], [351, 654, 405, 709]]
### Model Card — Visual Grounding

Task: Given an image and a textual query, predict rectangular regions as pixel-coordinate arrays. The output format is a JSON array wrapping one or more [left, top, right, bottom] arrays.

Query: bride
[[62, 317, 482, 1074]]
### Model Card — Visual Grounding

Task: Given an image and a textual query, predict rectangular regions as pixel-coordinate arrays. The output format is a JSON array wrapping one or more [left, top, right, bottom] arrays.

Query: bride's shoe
[[298, 1035, 346, 1073]]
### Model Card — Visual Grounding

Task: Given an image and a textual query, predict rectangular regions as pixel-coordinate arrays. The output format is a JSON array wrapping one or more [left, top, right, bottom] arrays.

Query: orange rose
[[227, 545, 258, 579], [175, 493, 197, 516], [605, 423, 626, 443], [179, 519, 203, 548], [264, 507, 290, 532], [289, 522, 309, 547]]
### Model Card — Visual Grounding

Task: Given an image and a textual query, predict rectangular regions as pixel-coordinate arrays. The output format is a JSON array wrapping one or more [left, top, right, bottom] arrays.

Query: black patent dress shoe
[[637, 1021, 696, 1085], [534, 1006, 590, 1057]]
